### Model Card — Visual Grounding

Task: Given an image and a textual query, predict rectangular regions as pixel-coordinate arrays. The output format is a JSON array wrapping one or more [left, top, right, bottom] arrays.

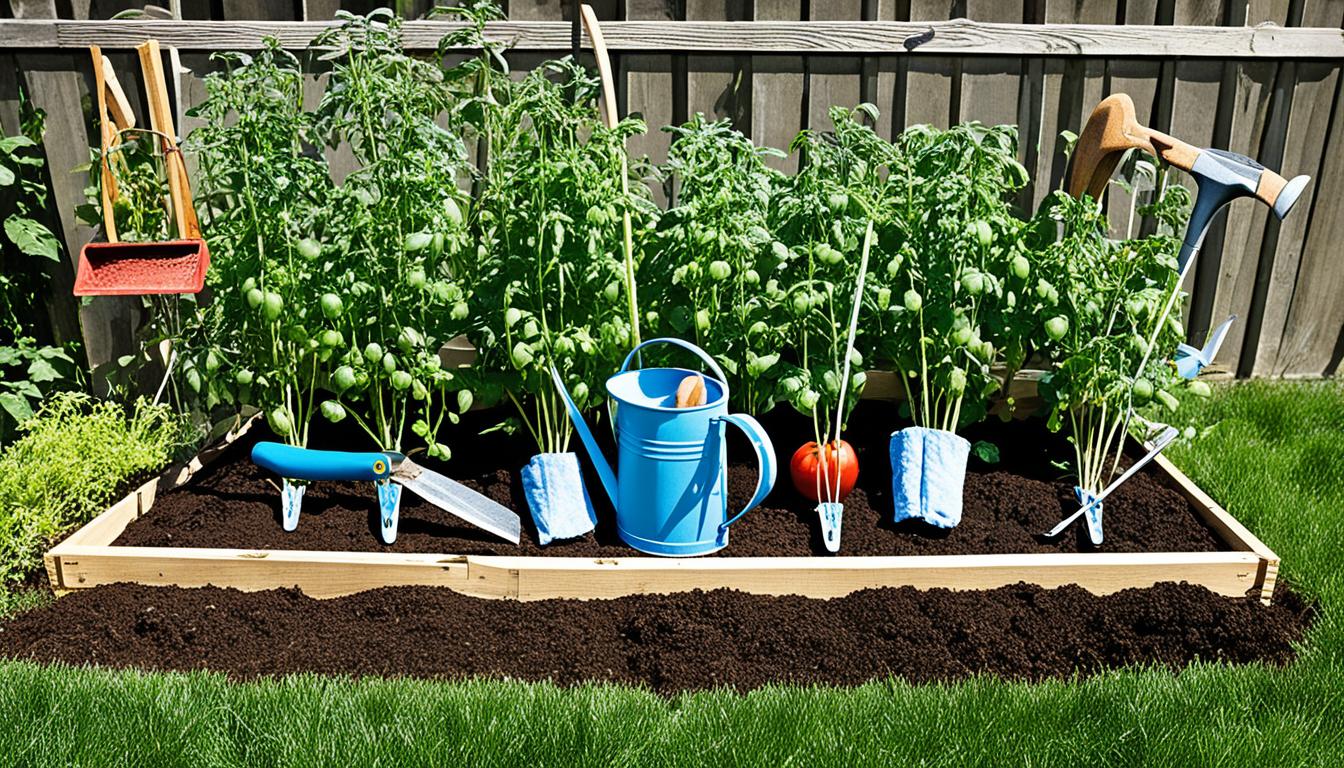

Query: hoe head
[[1067, 94, 1157, 201]]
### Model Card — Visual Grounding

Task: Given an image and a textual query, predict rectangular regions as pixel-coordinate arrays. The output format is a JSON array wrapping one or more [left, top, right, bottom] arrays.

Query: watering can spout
[[549, 366, 620, 510]]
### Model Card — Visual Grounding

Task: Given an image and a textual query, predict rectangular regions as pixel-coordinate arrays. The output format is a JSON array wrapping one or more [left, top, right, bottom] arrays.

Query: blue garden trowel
[[251, 442, 521, 546]]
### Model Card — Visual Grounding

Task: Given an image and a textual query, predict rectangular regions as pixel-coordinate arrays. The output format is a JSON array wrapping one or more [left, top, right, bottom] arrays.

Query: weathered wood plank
[[751, 0, 803, 171], [806, 0, 862, 134], [1103, 0, 1162, 235], [686, 0, 750, 132], [623, 0, 677, 203], [903, 0, 954, 129], [3, 18, 1341, 57], [958, 1, 1021, 128]]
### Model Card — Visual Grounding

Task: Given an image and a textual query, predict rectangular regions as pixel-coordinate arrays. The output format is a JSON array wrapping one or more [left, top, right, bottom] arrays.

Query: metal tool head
[[1180, 148, 1311, 271]]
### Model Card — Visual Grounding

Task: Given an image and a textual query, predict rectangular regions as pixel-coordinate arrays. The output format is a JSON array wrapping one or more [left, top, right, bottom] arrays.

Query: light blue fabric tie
[[522, 452, 598, 546], [890, 426, 971, 529]]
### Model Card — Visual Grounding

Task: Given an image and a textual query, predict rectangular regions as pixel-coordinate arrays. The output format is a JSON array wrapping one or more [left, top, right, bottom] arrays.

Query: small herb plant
[[648, 115, 785, 415], [869, 122, 1030, 433], [0, 392, 199, 583], [1035, 184, 1197, 499], [469, 57, 654, 454]]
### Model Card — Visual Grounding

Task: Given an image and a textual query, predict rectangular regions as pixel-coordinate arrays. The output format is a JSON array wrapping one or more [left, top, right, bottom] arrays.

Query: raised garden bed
[[44, 382, 1280, 604]]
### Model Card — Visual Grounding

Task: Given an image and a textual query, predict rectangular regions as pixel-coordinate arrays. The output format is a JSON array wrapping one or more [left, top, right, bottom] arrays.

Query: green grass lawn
[[1, 381, 1341, 767]]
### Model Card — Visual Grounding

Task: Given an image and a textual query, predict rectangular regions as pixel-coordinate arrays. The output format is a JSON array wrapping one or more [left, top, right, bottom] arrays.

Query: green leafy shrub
[[868, 122, 1030, 432], [1, 109, 79, 442], [1034, 184, 1196, 497], [647, 115, 785, 415], [468, 58, 655, 453], [0, 393, 200, 584]]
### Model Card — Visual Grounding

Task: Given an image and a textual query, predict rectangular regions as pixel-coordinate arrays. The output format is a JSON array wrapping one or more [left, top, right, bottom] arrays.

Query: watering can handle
[[716, 413, 777, 533], [620, 338, 730, 393]]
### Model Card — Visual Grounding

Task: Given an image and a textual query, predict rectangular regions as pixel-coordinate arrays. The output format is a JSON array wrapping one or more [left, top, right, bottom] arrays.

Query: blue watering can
[[551, 338, 776, 557]]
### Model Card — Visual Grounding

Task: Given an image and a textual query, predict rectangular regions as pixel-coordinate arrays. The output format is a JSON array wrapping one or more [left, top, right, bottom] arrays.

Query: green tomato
[[960, 271, 985, 296], [791, 292, 811, 316], [1044, 316, 1069, 341], [554, 336, 575, 355], [390, 370, 413, 391], [297, 238, 321, 261], [456, 389, 474, 413], [886, 255, 902, 277], [382, 352, 398, 374], [407, 269, 428, 290], [603, 282, 620, 303], [450, 302, 469, 321], [816, 244, 843, 265], [708, 260, 732, 281], [947, 367, 967, 396], [877, 287, 891, 310], [266, 407, 292, 437], [404, 231, 433, 252], [510, 342, 534, 369], [398, 327, 423, 354], [974, 220, 993, 248], [903, 289, 923, 313], [695, 308, 711, 333], [1189, 380, 1212, 398], [1156, 389, 1179, 412], [1132, 378, 1154, 404], [320, 400, 346, 423], [505, 307, 522, 327], [364, 342, 384, 365], [234, 368, 254, 386], [411, 380, 428, 401], [1011, 255, 1030, 280], [827, 191, 848, 213], [332, 365, 357, 393], [951, 327, 973, 346], [320, 293, 344, 320], [444, 198, 464, 228], [262, 292, 284, 322], [245, 288, 264, 310], [771, 241, 789, 262], [320, 329, 343, 348], [205, 350, 221, 374], [242, 277, 257, 293]]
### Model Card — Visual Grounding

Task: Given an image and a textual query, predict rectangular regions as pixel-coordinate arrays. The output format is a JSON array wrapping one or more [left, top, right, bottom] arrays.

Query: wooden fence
[[4, 0, 1343, 380]]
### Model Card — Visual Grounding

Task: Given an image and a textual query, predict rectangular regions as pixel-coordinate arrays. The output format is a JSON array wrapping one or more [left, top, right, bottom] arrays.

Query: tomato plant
[[647, 115, 786, 416], [868, 122, 1030, 433], [466, 58, 656, 454], [1033, 184, 1198, 499]]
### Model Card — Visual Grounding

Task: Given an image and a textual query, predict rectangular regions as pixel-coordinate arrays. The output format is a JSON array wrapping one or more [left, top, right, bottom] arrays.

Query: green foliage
[[0, 393, 199, 584], [1, 107, 80, 443], [1034, 183, 1194, 494], [868, 122, 1031, 432], [648, 115, 785, 415], [468, 57, 655, 453]]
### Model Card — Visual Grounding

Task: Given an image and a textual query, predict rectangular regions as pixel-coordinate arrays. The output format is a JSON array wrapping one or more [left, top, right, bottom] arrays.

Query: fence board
[[751, 0, 802, 171], [806, 0, 863, 134], [903, 0, 954, 129], [623, 0, 677, 186]]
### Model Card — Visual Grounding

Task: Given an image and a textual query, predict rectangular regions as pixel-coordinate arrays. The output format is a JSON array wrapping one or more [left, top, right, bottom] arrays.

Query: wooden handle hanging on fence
[[89, 45, 120, 243], [136, 39, 201, 241], [579, 4, 619, 130]]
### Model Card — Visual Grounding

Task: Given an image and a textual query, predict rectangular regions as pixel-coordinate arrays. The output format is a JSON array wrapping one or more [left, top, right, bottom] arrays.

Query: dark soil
[[0, 581, 1312, 693], [114, 400, 1225, 556]]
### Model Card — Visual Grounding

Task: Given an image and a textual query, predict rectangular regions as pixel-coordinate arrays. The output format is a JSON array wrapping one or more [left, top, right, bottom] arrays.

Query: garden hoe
[[76, 41, 209, 296], [250, 443, 522, 546]]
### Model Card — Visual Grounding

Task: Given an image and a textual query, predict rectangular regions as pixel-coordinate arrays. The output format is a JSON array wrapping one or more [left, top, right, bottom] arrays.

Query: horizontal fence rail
[[3, 0, 1343, 382], [2, 18, 1343, 57]]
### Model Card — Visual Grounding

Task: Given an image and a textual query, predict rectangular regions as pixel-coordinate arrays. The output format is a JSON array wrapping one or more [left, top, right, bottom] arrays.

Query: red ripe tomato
[[790, 440, 859, 503]]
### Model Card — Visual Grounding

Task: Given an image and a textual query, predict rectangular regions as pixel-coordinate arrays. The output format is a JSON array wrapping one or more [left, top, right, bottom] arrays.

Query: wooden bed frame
[[43, 377, 1280, 605]]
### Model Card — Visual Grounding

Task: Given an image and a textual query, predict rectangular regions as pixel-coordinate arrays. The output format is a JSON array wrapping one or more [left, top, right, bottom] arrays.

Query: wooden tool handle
[[137, 39, 200, 240], [579, 4, 619, 130], [1140, 128, 1200, 173], [89, 45, 120, 244], [675, 374, 707, 408]]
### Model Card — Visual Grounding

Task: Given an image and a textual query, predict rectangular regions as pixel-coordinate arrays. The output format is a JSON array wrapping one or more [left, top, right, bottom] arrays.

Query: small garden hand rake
[[75, 41, 208, 296]]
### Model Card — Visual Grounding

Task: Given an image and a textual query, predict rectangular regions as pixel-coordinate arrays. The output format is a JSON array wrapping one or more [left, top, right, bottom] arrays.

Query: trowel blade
[[392, 458, 521, 544]]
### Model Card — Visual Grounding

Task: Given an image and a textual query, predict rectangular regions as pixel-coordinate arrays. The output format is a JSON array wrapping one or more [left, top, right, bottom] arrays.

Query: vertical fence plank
[[1251, 1, 1344, 376], [750, 0, 803, 170], [866, 0, 907, 142], [904, 0, 955, 129], [1205, 0, 1289, 371], [1032, 0, 1114, 213], [806, 0, 863, 133], [958, 1, 1021, 128], [623, 0, 678, 182], [686, 0, 749, 131], [1103, 0, 1161, 237]]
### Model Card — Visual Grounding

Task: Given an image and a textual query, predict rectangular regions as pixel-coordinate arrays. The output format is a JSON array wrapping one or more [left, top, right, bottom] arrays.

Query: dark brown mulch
[[0, 581, 1312, 693], [113, 401, 1224, 556]]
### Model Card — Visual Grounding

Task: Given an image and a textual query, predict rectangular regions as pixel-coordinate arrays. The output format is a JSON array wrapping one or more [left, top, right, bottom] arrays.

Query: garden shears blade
[[1044, 426, 1180, 540], [1173, 315, 1235, 379], [390, 458, 522, 544]]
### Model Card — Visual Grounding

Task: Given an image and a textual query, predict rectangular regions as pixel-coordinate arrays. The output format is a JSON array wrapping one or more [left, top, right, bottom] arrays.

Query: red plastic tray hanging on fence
[[74, 41, 208, 297]]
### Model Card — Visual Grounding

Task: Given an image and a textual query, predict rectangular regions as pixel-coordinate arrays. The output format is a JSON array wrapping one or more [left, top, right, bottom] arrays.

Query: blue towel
[[522, 452, 598, 546], [890, 426, 970, 529], [1074, 486, 1104, 545]]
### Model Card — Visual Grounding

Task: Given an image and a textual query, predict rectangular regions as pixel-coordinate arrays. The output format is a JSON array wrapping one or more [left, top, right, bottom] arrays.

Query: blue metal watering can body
[[552, 338, 776, 557]]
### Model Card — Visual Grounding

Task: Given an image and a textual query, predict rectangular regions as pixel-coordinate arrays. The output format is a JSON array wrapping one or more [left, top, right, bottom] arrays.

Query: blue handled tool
[[251, 442, 521, 545], [1173, 315, 1235, 379]]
